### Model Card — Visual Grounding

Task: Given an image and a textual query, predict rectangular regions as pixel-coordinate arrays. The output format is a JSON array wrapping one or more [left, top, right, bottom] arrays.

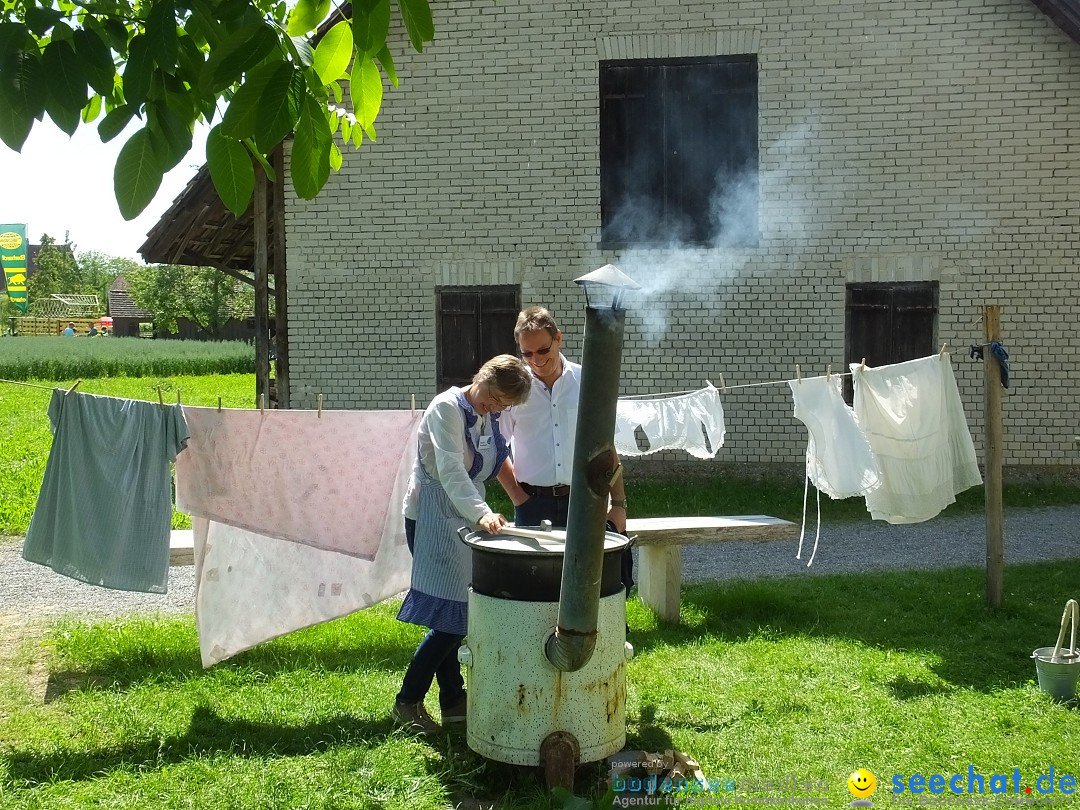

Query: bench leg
[[638, 545, 682, 623]]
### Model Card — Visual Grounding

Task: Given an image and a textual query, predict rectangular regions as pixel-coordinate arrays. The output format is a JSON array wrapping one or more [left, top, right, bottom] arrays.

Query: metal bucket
[[1032, 647, 1080, 702]]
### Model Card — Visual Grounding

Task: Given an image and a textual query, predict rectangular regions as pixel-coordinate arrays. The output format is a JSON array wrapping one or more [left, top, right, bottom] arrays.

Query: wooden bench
[[626, 515, 799, 623]]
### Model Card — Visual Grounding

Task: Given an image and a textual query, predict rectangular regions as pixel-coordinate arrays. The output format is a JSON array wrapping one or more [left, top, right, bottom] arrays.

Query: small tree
[[0, 0, 435, 220], [127, 263, 256, 337]]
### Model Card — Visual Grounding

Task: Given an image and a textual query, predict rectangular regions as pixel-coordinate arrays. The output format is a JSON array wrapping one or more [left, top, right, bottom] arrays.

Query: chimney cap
[[574, 263, 641, 290]]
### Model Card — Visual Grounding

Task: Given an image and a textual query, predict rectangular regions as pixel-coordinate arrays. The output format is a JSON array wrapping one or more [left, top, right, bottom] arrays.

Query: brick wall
[[283, 0, 1080, 467]]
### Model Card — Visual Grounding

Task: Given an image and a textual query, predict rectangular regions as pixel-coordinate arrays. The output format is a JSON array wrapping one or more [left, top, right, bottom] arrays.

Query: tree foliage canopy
[[126, 262, 256, 336], [0, 0, 434, 219]]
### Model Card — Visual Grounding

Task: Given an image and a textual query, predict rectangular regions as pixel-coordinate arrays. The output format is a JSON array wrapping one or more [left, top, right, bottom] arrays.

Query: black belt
[[521, 482, 571, 498]]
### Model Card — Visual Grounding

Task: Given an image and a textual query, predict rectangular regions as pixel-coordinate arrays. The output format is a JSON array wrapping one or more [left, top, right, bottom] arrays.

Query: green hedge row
[[0, 336, 255, 380]]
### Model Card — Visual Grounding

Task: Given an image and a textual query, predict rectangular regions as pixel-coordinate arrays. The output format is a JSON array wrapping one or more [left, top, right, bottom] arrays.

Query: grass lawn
[[1, 560, 1078, 809]]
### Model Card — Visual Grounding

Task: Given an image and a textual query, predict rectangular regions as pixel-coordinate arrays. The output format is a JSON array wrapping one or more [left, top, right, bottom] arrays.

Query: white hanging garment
[[614, 384, 726, 458], [851, 354, 982, 524], [789, 375, 882, 501], [788, 374, 883, 566]]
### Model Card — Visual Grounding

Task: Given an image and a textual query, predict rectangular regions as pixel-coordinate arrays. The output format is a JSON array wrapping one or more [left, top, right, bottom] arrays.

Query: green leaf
[[352, 0, 390, 57], [176, 33, 206, 87], [24, 5, 63, 36], [286, 0, 331, 36], [220, 59, 281, 140], [73, 27, 116, 97], [203, 22, 280, 92], [397, 0, 434, 52], [97, 103, 136, 142], [43, 38, 89, 114], [148, 98, 192, 171], [288, 36, 314, 67], [328, 79, 342, 103], [350, 55, 382, 133], [0, 22, 32, 58], [244, 139, 277, 183], [114, 127, 166, 220], [340, 116, 352, 143], [124, 35, 154, 104], [312, 20, 352, 84], [101, 17, 130, 53], [328, 139, 342, 171], [145, 0, 179, 71], [81, 93, 103, 123], [206, 124, 254, 217], [290, 95, 331, 199], [187, 0, 224, 49], [375, 44, 398, 87], [0, 78, 33, 152], [253, 64, 304, 152]]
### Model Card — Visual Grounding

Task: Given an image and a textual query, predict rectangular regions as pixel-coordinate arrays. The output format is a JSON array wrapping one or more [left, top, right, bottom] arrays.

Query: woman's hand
[[478, 512, 507, 534]]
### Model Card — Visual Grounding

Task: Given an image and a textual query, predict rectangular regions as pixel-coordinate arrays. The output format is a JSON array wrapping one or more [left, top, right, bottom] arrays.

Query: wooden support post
[[271, 145, 290, 409], [984, 304, 1004, 609], [254, 163, 271, 409], [638, 545, 683, 623]]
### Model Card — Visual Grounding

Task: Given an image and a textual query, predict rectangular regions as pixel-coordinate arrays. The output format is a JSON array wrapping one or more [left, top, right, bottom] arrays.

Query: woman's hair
[[514, 306, 559, 341], [473, 354, 532, 405]]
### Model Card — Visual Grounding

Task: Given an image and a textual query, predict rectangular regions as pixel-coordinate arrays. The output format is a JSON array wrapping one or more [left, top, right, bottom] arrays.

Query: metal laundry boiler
[[457, 265, 640, 789]]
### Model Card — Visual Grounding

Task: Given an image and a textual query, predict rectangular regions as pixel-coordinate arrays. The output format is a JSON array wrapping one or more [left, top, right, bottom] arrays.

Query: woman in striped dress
[[394, 354, 532, 735]]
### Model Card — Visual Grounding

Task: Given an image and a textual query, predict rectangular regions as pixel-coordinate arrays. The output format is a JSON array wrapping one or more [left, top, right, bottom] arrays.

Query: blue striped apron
[[397, 391, 509, 635]]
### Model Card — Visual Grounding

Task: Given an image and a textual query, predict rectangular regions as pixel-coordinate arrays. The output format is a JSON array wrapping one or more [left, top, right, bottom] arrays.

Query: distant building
[[107, 276, 153, 337]]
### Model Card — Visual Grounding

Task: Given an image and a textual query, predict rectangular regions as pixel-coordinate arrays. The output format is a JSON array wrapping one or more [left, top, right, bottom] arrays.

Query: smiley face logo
[[848, 769, 877, 798]]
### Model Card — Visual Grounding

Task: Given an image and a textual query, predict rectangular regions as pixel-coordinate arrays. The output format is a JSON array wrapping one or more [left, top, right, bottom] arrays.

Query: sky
[[0, 120, 208, 262]]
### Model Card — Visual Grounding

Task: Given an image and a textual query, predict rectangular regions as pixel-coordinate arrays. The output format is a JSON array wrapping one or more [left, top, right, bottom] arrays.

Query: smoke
[[604, 118, 819, 344]]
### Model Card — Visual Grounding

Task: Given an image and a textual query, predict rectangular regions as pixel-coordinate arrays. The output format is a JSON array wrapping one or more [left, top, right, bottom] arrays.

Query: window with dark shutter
[[844, 282, 938, 401], [600, 56, 759, 249], [436, 286, 521, 390]]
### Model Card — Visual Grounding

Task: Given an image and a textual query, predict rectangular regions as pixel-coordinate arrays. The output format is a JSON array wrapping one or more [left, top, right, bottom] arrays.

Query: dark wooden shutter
[[600, 56, 758, 248], [436, 286, 521, 390], [844, 282, 938, 401]]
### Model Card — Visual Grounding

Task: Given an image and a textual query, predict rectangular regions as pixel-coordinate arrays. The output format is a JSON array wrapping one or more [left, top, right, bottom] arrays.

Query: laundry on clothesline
[[614, 383, 726, 459], [22, 390, 189, 594], [852, 353, 982, 525], [176, 407, 421, 560], [788, 374, 882, 566]]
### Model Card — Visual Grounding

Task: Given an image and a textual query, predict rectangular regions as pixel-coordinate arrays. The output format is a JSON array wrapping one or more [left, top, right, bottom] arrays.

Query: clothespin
[[796, 364, 802, 383], [826, 364, 832, 381], [317, 393, 323, 418], [64, 379, 81, 396], [719, 374, 726, 394], [259, 393, 265, 415], [860, 357, 867, 371], [217, 396, 223, 412], [939, 342, 947, 357], [411, 394, 416, 414], [176, 389, 182, 405], [156, 386, 164, 406]]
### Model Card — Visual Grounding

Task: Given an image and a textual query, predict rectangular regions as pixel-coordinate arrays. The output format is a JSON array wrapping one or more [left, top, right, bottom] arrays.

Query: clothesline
[[620, 371, 856, 399], [0, 378, 57, 391]]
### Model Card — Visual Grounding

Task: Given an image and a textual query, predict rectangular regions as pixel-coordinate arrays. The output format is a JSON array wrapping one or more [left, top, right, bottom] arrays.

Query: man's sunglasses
[[519, 340, 554, 359]]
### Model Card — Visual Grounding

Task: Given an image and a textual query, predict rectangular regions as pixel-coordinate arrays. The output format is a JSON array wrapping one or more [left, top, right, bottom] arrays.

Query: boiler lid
[[460, 525, 629, 556]]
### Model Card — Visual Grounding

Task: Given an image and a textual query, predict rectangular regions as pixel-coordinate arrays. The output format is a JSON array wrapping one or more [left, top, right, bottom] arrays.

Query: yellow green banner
[[1, 224, 29, 313]]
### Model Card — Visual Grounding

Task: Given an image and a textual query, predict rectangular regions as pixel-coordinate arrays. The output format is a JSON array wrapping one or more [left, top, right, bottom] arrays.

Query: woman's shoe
[[440, 691, 467, 724], [393, 700, 441, 736]]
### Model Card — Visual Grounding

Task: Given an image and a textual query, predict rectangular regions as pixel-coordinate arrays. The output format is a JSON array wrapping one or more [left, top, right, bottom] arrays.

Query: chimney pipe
[[545, 305, 625, 672]]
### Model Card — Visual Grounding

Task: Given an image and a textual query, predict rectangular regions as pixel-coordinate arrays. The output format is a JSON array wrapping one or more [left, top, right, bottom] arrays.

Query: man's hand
[[478, 512, 508, 534]]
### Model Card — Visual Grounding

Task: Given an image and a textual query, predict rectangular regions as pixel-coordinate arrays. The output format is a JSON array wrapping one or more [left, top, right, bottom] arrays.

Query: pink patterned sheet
[[176, 407, 421, 560]]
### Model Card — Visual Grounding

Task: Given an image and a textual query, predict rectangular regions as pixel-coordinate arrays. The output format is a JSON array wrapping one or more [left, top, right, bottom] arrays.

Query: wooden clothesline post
[[984, 304, 1004, 609]]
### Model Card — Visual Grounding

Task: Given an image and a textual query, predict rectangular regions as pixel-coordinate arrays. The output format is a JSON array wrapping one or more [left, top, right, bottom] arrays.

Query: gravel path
[[1, 506, 1078, 623]]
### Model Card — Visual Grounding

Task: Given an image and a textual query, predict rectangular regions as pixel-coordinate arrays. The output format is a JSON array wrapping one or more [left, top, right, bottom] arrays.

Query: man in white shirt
[[498, 306, 632, 590]]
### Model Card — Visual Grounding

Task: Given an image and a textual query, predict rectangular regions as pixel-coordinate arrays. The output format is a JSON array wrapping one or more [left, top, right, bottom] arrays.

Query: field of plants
[[0, 336, 253, 380]]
